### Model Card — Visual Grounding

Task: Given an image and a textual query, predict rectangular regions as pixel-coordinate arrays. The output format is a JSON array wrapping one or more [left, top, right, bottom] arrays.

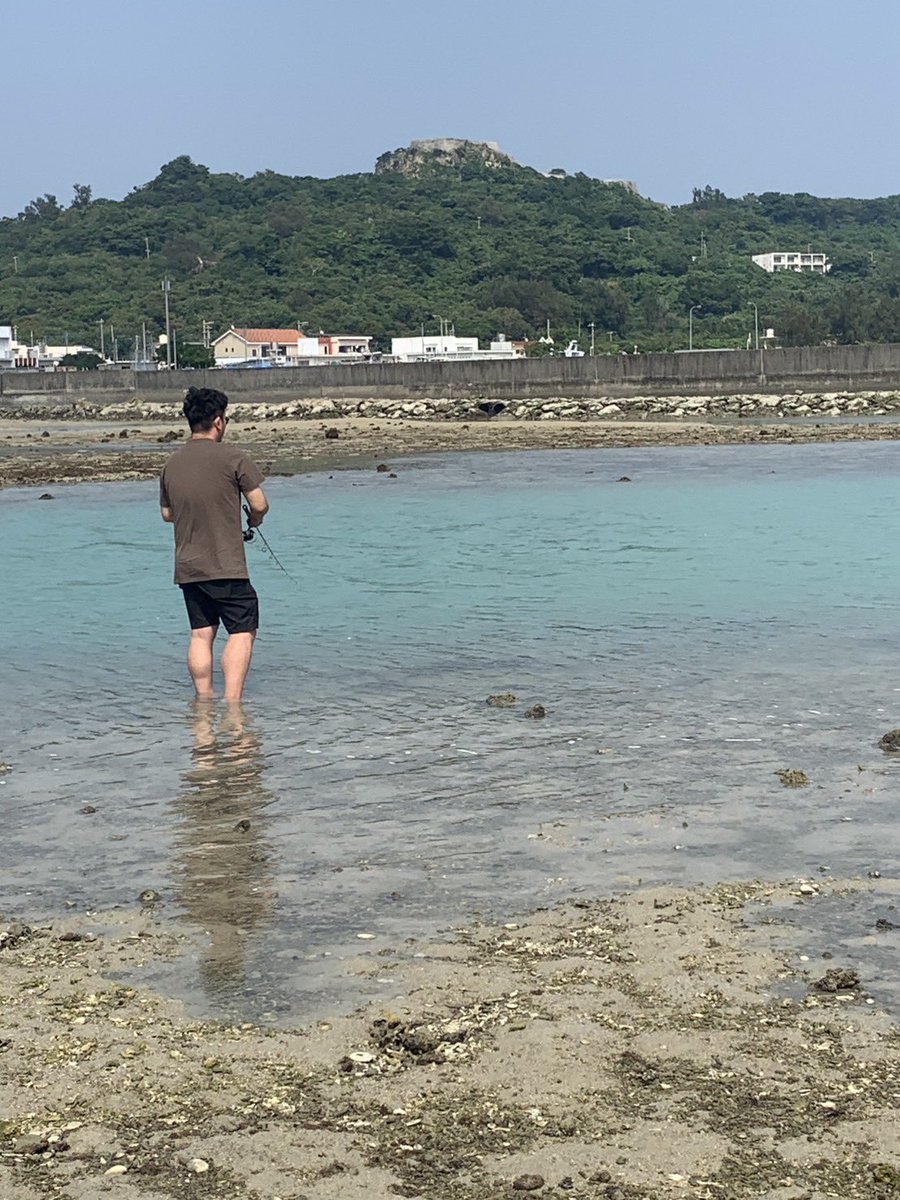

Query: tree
[[59, 351, 102, 370], [71, 183, 92, 209], [177, 340, 217, 367], [21, 193, 62, 220], [691, 185, 728, 208]]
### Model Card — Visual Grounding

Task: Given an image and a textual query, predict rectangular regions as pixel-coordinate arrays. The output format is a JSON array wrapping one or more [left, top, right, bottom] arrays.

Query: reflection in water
[[171, 701, 276, 1001]]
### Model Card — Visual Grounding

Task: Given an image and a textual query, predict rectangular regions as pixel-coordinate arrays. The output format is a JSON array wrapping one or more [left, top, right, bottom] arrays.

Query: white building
[[391, 333, 526, 362], [0, 326, 13, 369], [10, 339, 98, 369], [752, 252, 831, 274]]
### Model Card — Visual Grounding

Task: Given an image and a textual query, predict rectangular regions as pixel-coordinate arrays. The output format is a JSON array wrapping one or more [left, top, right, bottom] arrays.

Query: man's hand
[[244, 487, 269, 528], [160, 506, 174, 524]]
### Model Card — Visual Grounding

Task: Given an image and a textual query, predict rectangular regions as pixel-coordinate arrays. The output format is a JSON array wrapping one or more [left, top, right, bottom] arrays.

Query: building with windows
[[213, 327, 372, 366], [317, 334, 372, 358], [751, 252, 831, 274], [391, 333, 526, 362], [0, 326, 13, 369], [212, 327, 305, 366]]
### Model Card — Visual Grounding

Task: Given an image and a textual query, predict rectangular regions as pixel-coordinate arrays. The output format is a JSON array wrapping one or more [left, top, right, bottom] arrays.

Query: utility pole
[[99, 318, 105, 359], [110, 323, 117, 363], [12, 255, 18, 274], [172, 328, 178, 370], [161, 279, 172, 368], [589, 322, 595, 355], [145, 237, 150, 261], [142, 322, 148, 365]]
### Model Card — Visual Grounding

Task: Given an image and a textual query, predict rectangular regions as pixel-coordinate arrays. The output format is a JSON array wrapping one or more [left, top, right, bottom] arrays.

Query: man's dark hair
[[183, 386, 228, 432]]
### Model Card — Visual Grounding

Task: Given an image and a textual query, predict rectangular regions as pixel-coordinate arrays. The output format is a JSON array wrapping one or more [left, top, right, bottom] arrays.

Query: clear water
[[4, 441, 900, 1022]]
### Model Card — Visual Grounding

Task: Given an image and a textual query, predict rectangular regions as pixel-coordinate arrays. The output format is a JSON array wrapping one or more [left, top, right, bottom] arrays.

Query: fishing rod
[[243, 504, 297, 582]]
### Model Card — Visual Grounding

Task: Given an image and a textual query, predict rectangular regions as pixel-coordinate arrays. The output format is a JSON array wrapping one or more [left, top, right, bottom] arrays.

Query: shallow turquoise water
[[3, 441, 900, 1019]]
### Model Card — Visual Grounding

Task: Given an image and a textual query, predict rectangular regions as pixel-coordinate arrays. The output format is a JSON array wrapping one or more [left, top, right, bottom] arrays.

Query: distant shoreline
[[3, 412, 900, 490]]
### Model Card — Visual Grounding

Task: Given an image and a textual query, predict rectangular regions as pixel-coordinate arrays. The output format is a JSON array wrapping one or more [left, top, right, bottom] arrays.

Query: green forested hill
[[3, 149, 900, 357]]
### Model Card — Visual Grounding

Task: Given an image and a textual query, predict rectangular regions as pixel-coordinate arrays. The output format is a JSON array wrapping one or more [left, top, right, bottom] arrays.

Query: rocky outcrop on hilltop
[[374, 138, 521, 176]]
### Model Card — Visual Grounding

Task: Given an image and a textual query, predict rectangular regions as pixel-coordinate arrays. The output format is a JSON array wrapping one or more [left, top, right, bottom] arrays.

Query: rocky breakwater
[[7, 389, 900, 423]]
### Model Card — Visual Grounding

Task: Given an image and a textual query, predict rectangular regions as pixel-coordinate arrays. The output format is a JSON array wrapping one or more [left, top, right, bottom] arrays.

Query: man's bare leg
[[187, 626, 217, 697], [221, 632, 256, 701]]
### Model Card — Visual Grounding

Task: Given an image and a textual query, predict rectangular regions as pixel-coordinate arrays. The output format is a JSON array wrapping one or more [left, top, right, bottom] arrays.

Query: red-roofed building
[[212, 326, 373, 366], [212, 327, 305, 365]]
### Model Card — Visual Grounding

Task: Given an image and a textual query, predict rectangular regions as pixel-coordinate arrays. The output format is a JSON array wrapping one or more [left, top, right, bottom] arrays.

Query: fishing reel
[[242, 503, 255, 542]]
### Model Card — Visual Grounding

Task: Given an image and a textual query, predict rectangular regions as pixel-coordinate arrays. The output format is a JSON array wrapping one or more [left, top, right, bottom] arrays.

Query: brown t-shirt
[[159, 440, 265, 584]]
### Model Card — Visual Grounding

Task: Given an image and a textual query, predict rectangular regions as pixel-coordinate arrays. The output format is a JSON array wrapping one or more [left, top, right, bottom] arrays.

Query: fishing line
[[243, 504, 297, 582]]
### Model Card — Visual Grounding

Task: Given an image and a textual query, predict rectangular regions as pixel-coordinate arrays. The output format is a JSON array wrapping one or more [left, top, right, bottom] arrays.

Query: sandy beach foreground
[[3, 414, 900, 489], [3, 878, 900, 1199]]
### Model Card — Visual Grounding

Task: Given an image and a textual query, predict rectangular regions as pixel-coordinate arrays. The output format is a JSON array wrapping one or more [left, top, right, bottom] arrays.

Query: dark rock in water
[[38, 493, 54, 500], [0, 761, 10, 774], [477, 401, 506, 417], [157, 429, 181, 443], [512, 1175, 545, 1192], [375, 463, 391, 473], [40, 430, 50, 438], [486, 692, 517, 707], [775, 768, 809, 788], [875, 918, 896, 931], [779, 767, 812, 790], [59, 931, 86, 943], [80, 804, 96, 815], [234, 819, 251, 833], [0, 922, 32, 950], [812, 967, 861, 993], [388, 472, 398, 478], [525, 704, 547, 719], [879, 728, 900, 752], [138, 889, 161, 904], [324, 427, 340, 440], [119, 428, 129, 438], [616, 476, 632, 482], [15, 1134, 49, 1155]]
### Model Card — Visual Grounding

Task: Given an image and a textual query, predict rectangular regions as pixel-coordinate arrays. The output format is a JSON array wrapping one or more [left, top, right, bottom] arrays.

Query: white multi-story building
[[391, 333, 526, 362], [752, 251, 831, 274], [0, 326, 13, 369]]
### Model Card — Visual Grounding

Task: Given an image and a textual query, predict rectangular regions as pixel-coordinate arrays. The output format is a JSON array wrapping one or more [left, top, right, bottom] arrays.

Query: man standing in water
[[160, 387, 269, 701]]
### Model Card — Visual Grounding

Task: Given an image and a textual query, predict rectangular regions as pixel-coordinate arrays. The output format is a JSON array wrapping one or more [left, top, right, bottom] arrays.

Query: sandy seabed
[[5, 416, 900, 1197], [3, 878, 900, 1200]]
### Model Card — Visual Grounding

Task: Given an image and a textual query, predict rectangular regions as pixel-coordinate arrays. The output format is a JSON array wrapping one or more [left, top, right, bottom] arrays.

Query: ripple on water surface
[[3, 442, 900, 1020]]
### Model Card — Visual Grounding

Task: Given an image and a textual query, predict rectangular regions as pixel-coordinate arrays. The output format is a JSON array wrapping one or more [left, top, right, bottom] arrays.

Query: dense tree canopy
[[2, 154, 899, 358]]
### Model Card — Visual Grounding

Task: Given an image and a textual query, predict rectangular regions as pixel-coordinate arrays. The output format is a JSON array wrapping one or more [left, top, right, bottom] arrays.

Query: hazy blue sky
[[5, 0, 898, 216]]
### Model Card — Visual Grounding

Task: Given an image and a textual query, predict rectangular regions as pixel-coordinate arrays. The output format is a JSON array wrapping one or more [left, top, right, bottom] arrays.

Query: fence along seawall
[[3, 344, 900, 406]]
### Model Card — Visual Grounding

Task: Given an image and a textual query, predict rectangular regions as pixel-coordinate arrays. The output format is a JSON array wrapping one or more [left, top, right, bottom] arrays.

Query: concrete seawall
[[4, 343, 900, 407]]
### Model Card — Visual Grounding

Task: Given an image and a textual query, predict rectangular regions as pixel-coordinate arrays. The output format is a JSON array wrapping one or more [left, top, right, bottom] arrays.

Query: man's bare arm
[[161, 506, 174, 523], [244, 487, 269, 528]]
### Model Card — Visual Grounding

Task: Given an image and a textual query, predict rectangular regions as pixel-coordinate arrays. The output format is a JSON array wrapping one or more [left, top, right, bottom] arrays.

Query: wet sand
[[4, 415, 900, 488], [3, 878, 900, 1199]]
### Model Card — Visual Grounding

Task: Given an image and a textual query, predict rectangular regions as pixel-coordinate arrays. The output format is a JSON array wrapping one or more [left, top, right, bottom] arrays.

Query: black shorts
[[180, 579, 259, 634]]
